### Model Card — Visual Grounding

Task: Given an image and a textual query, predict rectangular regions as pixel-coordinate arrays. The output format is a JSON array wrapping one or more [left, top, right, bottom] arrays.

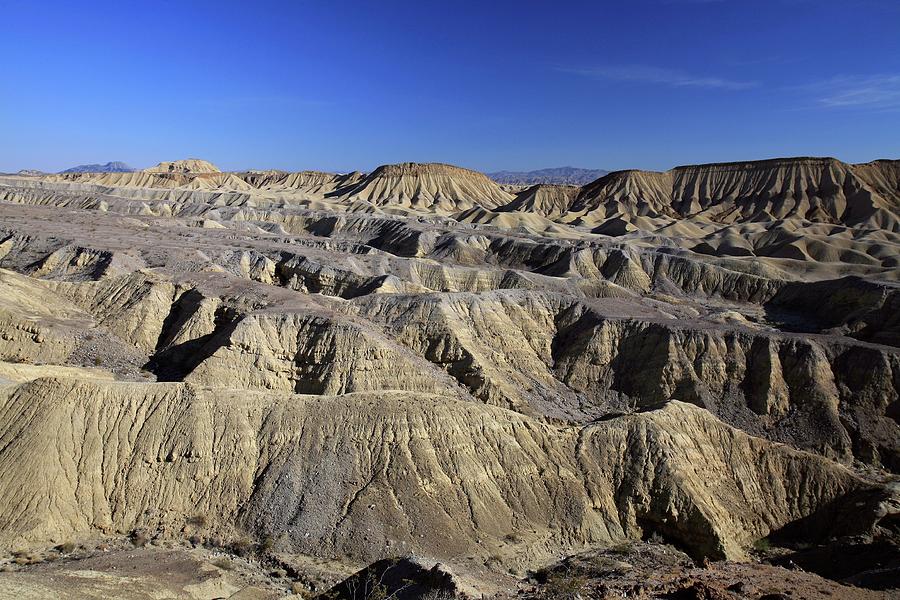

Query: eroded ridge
[[0, 157, 898, 596]]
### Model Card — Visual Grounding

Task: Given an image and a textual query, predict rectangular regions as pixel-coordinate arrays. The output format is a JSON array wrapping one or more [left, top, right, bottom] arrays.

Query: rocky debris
[[0, 540, 289, 599], [321, 557, 462, 600], [520, 542, 895, 599]]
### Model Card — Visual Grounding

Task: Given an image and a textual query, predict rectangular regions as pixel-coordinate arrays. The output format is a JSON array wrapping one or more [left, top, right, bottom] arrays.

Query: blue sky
[[1, 0, 898, 173]]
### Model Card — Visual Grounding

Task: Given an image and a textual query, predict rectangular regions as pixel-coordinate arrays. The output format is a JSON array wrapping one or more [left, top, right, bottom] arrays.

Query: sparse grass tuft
[[290, 581, 307, 596]]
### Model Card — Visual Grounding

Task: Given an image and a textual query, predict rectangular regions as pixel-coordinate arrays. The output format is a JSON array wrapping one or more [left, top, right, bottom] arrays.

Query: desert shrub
[[230, 537, 254, 557], [129, 529, 149, 547], [211, 557, 234, 570], [541, 574, 588, 600], [753, 537, 772, 552], [420, 590, 456, 600], [186, 514, 206, 528], [55, 541, 76, 554], [646, 531, 666, 544]]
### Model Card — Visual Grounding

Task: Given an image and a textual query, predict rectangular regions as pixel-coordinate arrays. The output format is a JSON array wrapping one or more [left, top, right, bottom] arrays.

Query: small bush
[[211, 557, 234, 571], [92, 356, 103, 366], [753, 537, 772, 552], [186, 515, 206, 528], [129, 529, 149, 547], [55, 541, 76, 554], [230, 537, 254, 557], [646, 531, 666, 544], [542, 574, 588, 600]]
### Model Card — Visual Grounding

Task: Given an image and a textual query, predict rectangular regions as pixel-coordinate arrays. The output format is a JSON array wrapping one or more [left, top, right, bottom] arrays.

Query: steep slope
[[338, 163, 514, 213], [571, 169, 676, 220], [237, 170, 365, 196], [0, 377, 891, 566], [853, 159, 900, 206], [500, 184, 580, 218]]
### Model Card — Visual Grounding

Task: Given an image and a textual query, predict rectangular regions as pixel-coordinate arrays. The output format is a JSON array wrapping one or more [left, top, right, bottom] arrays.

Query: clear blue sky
[[2, 0, 898, 173]]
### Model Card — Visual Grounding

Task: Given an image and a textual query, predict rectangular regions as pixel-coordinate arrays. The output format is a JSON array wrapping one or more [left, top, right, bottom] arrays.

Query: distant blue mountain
[[487, 167, 609, 186], [60, 161, 136, 174]]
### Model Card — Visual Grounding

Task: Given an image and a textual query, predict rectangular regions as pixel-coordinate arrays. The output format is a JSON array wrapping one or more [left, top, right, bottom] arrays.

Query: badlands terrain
[[0, 156, 898, 598]]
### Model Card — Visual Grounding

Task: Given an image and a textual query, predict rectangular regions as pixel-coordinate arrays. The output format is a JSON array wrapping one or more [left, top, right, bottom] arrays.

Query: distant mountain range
[[60, 161, 135, 174], [486, 167, 610, 186]]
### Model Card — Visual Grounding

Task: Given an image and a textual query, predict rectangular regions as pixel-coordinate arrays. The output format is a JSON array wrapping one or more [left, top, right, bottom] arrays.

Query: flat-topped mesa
[[368, 162, 486, 178], [238, 169, 365, 195], [143, 158, 221, 174], [338, 162, 515, 213], [668, 156, 894, 226], [570, 156, 900, 230]]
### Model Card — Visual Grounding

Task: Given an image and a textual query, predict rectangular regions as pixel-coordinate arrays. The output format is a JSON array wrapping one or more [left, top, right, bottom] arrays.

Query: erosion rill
[[0, 157, 898, 598]]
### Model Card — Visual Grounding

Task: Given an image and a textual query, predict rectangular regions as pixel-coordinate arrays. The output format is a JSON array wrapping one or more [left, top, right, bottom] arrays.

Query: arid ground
[[0, 157, 897, 598]]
